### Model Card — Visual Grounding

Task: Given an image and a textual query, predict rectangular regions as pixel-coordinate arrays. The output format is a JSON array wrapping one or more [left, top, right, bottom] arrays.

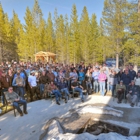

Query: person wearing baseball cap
[[28, 71, 40, 101]]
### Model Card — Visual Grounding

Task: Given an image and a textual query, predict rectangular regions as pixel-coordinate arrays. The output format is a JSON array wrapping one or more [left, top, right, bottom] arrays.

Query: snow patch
[[76, 105, 124, 117]]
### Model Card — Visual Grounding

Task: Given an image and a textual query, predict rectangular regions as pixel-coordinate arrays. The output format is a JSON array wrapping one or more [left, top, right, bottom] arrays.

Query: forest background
[[0, 0, 140, 67]]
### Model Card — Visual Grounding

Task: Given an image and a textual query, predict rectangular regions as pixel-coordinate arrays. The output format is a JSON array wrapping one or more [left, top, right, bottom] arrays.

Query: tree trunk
[[138, 0, 140, 13], [0, 38, 3, 63], [116, 53, 119, 69]]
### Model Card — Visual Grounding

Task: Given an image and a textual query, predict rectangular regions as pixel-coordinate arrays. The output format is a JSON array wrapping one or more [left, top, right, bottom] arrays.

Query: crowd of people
[[0, 61, 140, 116]]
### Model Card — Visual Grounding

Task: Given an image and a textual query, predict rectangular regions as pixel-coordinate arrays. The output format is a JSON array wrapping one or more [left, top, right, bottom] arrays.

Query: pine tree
[[46, 13, 54, 52], [0, 3, 5, 62], [70, 4, 79, 65], [20, 7, 34, 60], [53, 8, 59, 57], [32, 0, 43, 54], [79, 6, 90, 64], [4, 13, 16, 60], [125, 0, 140, 65], [94, 18, 112, 63], [17, 26, 27, 61], [10, 10, 22, 61], [102, 0, 127, 68], [88, 14, 99, 63], [55, 14, 65, 63], [64, 14, 70, 64]]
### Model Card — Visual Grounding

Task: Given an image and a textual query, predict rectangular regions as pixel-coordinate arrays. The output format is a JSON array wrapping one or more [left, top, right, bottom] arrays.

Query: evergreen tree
[[22, 7, 34, 60], [70, 4, 79, 65], [102, 0, 127, 68], [125, 1, 140, 65], [46, 13, 54, 52], [89, 14, 99, 63], [0, 3, 5, 62], [64, 14, 70, 64], [79, 6, 90, 64], [4, 13, 16, 60], [55, 14, 65, 63]]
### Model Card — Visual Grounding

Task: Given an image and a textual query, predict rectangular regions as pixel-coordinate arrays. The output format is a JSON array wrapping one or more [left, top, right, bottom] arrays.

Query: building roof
[[34, 51, 56, 56]]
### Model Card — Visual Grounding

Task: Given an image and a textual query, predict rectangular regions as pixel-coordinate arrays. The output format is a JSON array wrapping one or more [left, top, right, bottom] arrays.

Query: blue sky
[[0, 0, 104, 24]]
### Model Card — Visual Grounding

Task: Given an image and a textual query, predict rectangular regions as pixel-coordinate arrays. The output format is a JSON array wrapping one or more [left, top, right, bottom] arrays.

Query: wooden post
[[35, 55, 37, 62], [47, 56, 48, 62]]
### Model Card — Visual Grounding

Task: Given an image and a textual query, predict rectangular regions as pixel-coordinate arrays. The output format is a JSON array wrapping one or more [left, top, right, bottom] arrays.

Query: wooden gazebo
[[34, 51, 56, 63]]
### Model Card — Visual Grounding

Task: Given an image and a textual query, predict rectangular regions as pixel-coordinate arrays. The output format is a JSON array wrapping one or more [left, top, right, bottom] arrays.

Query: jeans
[[99, 81, 105, 96], [109, 85, 116, 96], [39, 84, 45, 95], [86, 81, 92, 89], [61, 88, 70, 101], [1, 88, 8, 105], [126, 94, 138, 104], [67, 80, 71, 91], [124, 84, 129, 99], [74, 87, 84, 100], [52, 90, 62, 102], [16, 87, 25, 99], [107, 83, 110, 92], [13, 100, 27, 114], [93, 80, 99, 93]]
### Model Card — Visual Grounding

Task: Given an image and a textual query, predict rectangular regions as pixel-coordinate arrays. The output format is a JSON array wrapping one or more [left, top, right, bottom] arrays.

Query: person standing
[[78, 69, 85, 84], [121, 69, 132, 97], [108, 70, 118, 96], [0, 71, 11, 106], [12, 72, 25, 99], [39, 71, 48, 97], [85, 68, 92, 93], [70, 69, 78, 83], [46, 69, 55, 83], [92, 67, 100, 93], [129, 65, 136, 80], [28, 71, 40, 101], [98, 69, 107, 96]]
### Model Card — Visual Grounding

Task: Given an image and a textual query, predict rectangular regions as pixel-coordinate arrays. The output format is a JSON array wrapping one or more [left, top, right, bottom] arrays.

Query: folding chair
[[47, 91, 55, 100], [113, 89, 126, 103], [71, 88, 79, 99]]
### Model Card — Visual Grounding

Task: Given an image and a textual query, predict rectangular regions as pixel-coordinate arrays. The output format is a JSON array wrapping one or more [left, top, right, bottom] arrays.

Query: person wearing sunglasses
[[5, 87, 28, 116]]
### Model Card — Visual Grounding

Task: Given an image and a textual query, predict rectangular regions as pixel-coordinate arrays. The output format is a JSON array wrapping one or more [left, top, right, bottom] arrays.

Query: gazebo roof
[[34, 51, 56, 57]]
